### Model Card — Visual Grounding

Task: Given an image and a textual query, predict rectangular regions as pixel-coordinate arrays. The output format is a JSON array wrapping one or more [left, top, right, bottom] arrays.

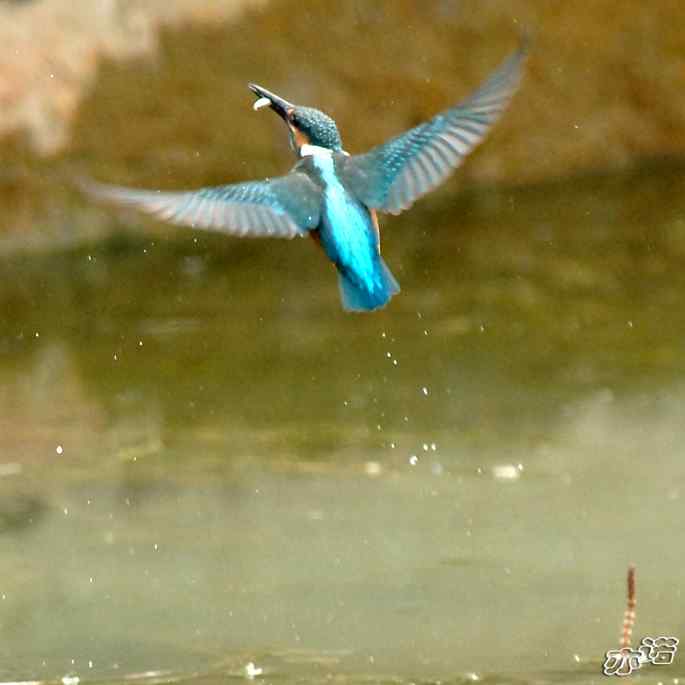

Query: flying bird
[[83, 43, 527, 312]]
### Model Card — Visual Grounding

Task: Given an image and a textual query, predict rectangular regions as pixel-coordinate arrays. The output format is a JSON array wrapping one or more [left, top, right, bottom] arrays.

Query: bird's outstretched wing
[[81, 172, 322, 238], [341, 43, 527, 215]]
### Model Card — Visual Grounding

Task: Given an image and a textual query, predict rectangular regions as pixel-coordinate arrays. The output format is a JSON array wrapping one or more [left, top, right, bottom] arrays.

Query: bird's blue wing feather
[[341, 44, 527, 215], [82, 172, 322, 238]]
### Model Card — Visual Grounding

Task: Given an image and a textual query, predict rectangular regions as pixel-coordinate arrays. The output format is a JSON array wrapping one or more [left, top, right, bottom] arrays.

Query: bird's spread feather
[[81, 172, 321, 238], [341, 45, 527, 214]]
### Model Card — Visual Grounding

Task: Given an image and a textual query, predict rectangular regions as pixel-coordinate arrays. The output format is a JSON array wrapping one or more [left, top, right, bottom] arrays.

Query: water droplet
[[365, 461, 382, 477], [244, 662, 263, 679], [492, 464, 521, 481]]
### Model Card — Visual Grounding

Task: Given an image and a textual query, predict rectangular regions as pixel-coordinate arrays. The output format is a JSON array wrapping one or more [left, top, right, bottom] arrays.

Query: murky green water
[[1, 167, 684, 684]]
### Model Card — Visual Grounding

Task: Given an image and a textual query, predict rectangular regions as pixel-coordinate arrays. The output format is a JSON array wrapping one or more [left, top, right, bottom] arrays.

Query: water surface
[[1, 167, 684, 684]]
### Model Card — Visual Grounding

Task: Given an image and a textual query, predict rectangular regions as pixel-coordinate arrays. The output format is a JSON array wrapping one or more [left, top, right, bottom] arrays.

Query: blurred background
[[1, 1, 684, 684]]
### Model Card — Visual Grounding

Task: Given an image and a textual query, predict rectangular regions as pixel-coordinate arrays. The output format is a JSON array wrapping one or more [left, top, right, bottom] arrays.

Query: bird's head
[[249, 83, 343, 155]]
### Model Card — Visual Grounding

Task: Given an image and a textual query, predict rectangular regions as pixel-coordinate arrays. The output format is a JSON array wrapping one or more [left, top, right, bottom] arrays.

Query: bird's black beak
[[248, 83, 294, 122]]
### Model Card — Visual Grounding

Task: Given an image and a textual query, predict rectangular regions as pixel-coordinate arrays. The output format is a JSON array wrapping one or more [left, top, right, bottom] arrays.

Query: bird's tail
[[337, 258, 400, 312]]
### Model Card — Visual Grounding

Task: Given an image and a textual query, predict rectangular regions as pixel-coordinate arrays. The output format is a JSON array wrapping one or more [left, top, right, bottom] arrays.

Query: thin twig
[[620, 564, 637, 649]]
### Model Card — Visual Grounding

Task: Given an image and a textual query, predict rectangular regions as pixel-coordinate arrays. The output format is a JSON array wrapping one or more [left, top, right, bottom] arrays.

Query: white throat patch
[[299, 144, 333, 158], [299, 144, 349, 158]]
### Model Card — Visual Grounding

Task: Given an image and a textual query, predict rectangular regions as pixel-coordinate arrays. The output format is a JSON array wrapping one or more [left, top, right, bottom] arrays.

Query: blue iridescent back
[[307, 151, 399, 311]]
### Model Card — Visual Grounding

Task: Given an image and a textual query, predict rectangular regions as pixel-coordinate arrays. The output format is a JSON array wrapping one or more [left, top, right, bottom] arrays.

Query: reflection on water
[[1, 168, 684, 684]]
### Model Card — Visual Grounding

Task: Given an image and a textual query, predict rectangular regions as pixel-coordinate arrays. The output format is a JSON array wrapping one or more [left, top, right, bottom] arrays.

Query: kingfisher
[[83, 43, 527, 312]]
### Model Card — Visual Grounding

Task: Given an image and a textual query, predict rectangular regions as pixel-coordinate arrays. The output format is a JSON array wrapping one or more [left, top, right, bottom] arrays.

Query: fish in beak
[[248, 83, 294, 121]]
